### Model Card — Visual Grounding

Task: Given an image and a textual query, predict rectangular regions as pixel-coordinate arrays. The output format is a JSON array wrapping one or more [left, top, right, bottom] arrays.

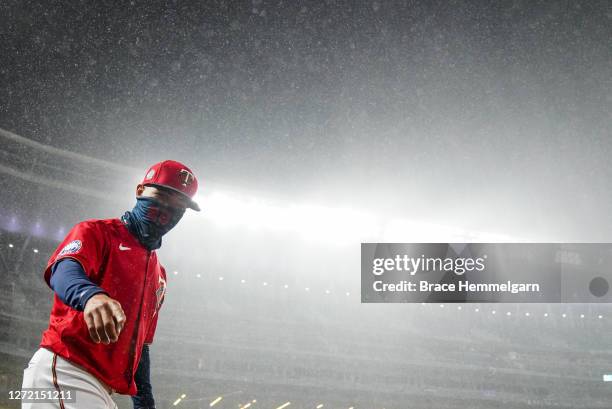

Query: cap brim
[[145, 183, 201, 211], [188, 199, 201, 212]]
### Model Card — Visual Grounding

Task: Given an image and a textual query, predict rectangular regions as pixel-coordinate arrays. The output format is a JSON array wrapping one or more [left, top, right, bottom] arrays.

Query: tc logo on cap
[[179, 169, 195, 187]]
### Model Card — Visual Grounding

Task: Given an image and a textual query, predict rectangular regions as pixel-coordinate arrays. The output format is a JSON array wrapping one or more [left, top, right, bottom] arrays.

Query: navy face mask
[[121, 196, 186, 250]]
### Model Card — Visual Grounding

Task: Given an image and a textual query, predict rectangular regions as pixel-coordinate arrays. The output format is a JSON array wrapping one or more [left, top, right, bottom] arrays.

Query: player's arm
[[46, 221, 126, 344], [50, 259, 107, 311], [50, 258, 126, 344], [131, 344, 155, 409]]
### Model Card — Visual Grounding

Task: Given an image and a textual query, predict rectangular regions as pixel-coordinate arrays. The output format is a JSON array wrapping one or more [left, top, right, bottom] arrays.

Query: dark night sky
[[1, 0, 611, 238]]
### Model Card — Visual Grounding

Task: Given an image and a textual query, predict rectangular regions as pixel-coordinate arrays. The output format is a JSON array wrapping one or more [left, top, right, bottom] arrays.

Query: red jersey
[[40, 218, 167, 395]]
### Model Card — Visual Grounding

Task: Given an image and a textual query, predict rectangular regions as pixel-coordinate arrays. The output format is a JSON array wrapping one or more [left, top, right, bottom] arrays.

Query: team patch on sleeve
[[58, 240, 82, 256]]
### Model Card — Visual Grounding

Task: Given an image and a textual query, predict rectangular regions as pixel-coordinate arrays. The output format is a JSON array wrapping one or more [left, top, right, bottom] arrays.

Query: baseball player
[[21, 160, 200, 409]]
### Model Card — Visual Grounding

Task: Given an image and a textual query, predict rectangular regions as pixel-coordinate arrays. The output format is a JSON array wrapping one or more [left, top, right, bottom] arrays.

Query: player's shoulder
[[72, 218, 122, 234]]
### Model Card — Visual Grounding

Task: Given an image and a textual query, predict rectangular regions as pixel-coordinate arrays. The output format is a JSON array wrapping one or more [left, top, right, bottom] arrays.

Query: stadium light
[[209, 396, 223, 407], [276, 403, 291, 409], [33, 248, 39, 253], [8, 243, 13, 248], [173, 393, 186, 406]]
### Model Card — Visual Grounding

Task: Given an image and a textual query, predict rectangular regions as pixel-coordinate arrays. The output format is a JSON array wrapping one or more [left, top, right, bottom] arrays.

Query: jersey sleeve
[[145, 266, 167, 344], [44, 220, 109, 287]]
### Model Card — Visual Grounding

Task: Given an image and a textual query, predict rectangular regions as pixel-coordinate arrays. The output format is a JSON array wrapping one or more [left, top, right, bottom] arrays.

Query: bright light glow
[[218, 276, 223, 281], [209, 396, 222, 407], [284, 284, 289, 288], [316, 405, 324, 409], [241, 403, 252, 409], [562, 313, 567, 318], [305, 287, 309, 291], [544, 313, 548, 317], [599, 315, 603, 319], [8, 243, 13, 248], [382, 218, 517, 243], [173, 271, 178, 275], [457, 306, 462, 310], [506, 312, 511, 316], [474, 308, 479, 312], [525, 312, 530, 317], [440, 304, 444, 308], [263, 282, 268, 286], [241, 279, 246, 283], [492, 310, 496, 314], [325, 289, 330, 294], [33, 248, 39, 253], [276, 403, 291, 409], [580, 314, 585, 318], [200, 191, 380, 245], [346, 292, 350, 296], [196, 274, 201, 278], [195, 189, 516, 246]]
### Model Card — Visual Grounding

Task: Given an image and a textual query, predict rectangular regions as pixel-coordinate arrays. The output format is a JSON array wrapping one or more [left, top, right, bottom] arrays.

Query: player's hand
[[83, 293, 126, 344]]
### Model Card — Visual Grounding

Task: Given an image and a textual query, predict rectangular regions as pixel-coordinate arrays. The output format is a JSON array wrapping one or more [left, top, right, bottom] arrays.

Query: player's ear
[[136, 184, 145, 197]]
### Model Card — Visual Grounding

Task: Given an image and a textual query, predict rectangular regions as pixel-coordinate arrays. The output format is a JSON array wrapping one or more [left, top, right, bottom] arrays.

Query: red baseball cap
[[141, 160, 200, 211]]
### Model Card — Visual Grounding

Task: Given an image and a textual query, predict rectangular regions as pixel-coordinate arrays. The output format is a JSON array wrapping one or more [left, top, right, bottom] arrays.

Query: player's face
[[138, 185, 189, 211]]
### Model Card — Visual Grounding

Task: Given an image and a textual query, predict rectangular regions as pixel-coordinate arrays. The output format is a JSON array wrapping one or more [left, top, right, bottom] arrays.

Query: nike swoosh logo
[[119, 244, 131, 251]]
